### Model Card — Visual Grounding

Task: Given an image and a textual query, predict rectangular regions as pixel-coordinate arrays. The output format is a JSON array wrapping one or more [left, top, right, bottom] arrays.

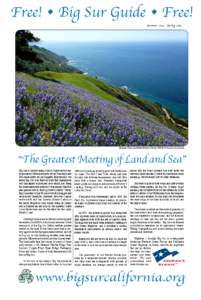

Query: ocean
[[40, 41, 188, 118]]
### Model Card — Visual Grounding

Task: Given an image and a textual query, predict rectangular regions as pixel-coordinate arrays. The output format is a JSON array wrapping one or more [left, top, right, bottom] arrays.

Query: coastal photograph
[[15, 30, 188, 146]]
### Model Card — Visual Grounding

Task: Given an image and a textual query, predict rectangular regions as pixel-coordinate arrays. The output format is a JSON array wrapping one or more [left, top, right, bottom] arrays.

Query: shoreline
[[162, 107, 188, 130], [66, 60, 187, 122], [120, 85, 187, 123]]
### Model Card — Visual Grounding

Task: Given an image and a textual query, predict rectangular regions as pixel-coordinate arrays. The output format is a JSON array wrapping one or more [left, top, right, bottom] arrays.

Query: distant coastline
[[16, 30, 188, 146], [40, 40, 188, 119]]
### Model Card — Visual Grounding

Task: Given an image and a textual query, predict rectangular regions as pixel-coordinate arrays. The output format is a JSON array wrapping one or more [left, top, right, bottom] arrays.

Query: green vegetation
[[16, 30, 82, 74], [15, 30, 188, 141], [27, 46, 82, 74], [35, 71, 188, 139], [16, 72, 187, 146], [36, 71, 117, 101], [16, 30, 43, 71]]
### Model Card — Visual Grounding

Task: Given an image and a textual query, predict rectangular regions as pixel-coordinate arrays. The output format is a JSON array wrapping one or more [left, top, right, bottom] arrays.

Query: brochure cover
[[0, 0, 200, 299]]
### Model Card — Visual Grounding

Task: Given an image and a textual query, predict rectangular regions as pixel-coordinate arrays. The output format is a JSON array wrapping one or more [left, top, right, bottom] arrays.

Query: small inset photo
[[16, 30, 188, 146]]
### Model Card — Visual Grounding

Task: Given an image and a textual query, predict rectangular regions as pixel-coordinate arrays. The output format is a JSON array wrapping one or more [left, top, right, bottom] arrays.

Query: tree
[[16, 30, 43, 69]]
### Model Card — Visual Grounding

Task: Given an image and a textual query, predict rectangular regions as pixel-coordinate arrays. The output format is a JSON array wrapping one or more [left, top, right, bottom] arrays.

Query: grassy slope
[[36, 71, 116, 101], [35, 71, 188, 138], [36, 71, 160, 109]]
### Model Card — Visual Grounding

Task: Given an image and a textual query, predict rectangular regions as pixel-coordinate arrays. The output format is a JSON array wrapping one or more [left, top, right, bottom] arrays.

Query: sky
[[30, 30, 187, 43]]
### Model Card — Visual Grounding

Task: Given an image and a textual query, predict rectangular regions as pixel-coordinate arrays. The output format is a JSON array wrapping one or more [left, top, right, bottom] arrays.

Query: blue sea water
[[40, 41, 188, 118]]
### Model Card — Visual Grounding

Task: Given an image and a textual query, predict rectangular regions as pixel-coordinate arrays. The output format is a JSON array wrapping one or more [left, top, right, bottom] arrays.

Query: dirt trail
[[162, 107, 188, 130]]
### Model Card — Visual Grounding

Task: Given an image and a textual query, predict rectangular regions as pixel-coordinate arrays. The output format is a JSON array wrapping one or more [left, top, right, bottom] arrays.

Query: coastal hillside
[[15, 31, 188, 146], [16, 44, 82, 74], [36, 71, 188, 138], [16, 71, 187, 146]]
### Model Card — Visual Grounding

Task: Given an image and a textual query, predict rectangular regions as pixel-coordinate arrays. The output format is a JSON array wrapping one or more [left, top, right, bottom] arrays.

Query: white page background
[[0, 0, 200, 299]]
